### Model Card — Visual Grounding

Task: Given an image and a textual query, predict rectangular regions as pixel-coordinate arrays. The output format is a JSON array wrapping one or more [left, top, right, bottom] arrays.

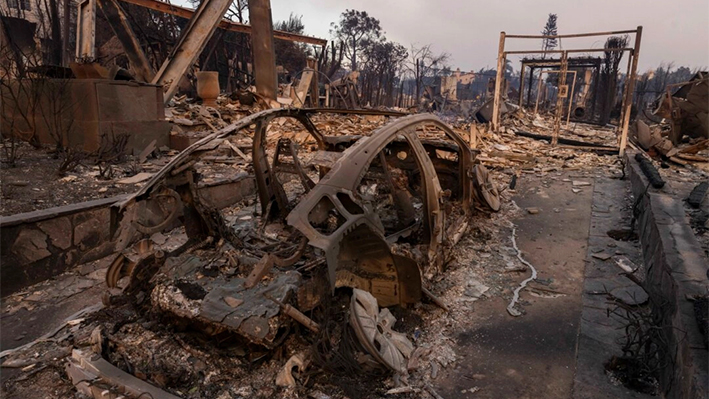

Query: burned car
[[106, 108, 499, 357]]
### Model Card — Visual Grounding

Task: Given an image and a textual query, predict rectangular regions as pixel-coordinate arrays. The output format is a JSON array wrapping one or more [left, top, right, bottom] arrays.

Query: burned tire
[[473, 164, 501, 211]]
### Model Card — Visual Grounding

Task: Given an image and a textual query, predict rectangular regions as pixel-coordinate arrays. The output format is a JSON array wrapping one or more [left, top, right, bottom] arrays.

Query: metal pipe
[[265, 294, 320, 333], [75, 0, 97, 59]]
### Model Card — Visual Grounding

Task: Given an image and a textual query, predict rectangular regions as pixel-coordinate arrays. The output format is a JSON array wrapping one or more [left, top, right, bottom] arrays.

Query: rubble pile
[[453, 110, 624, 176]]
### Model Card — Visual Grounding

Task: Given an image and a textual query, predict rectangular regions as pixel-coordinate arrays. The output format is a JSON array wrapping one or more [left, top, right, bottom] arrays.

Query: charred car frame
[[107, 108, 499, 346]]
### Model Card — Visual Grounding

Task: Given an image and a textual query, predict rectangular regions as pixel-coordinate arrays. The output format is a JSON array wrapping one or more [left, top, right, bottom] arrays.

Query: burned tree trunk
[[599, 35, 628, 125], [62, 0, 69, 64], [49, 0, 62, 64]]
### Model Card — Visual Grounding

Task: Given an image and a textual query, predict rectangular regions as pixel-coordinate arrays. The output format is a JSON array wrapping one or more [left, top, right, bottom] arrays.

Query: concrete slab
[[433, 172, 593, 398]]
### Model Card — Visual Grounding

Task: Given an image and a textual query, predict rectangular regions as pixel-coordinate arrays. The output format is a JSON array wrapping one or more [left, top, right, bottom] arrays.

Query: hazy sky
[[262, 0, 709, 73]]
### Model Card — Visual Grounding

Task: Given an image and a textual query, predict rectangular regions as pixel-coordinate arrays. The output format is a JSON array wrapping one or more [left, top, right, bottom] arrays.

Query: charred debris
[[101, 107, 500, 392]]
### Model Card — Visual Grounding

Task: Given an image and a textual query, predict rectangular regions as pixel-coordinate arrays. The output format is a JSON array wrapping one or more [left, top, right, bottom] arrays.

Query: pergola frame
[[491, 27, 643, 155], [519, 56, 601, 118]]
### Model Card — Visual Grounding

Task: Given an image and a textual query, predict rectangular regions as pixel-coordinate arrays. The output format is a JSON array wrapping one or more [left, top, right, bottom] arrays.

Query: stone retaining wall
[[626, 150, 708, 399], [0, 175, 254, 296]]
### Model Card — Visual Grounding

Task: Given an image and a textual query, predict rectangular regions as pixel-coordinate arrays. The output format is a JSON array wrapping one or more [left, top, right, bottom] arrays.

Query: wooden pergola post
[[491, 31, 506, 131], [551, 53, 567, 146], [618, 27, 643, 156]]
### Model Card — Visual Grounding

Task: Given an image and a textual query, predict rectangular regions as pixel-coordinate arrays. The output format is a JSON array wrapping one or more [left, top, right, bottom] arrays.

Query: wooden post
[[307, 57, 318, 107], [469, 122, 477, 149], [491, 31, 506, 131], [618, 26, 642, 156], [551, 52, 568, 146], [566, 70, 577, 127], [248, 0, 277, 100], [617, 44, 634, 136], [324, 84, 330, 107]]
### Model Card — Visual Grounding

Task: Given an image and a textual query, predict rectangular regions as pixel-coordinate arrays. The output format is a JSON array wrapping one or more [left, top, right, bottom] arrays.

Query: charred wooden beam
[[506, 29, 638, 39], [119, 0, 327, 46], [97, 0, 154, 82], [151, 0, 234, 103]]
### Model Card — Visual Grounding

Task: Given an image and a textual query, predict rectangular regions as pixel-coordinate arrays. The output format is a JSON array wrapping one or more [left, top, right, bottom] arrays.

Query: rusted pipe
[[265, 294, 320, 333]]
